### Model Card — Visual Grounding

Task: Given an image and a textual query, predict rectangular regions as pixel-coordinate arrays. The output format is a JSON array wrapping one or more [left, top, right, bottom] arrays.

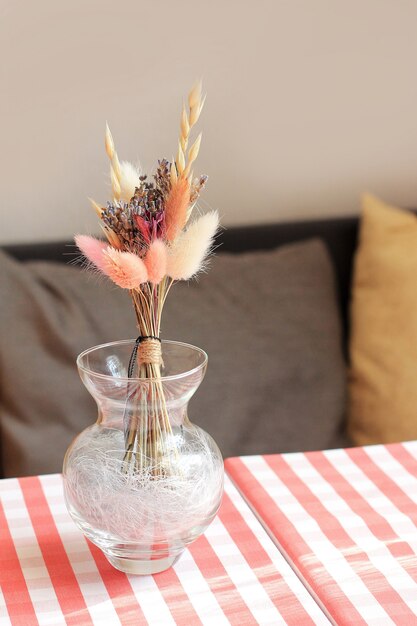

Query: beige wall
[[1, 0, 417, 244]]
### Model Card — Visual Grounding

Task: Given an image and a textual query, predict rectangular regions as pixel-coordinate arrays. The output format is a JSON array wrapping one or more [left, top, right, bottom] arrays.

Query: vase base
[[105, 551, 182, 575]]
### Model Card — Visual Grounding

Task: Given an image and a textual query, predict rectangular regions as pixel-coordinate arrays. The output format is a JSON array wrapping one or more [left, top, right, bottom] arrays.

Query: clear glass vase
[[63, 339, 224, 575]]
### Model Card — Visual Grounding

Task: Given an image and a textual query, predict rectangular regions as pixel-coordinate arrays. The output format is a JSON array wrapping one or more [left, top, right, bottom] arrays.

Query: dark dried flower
[[154, 159, 171, 199], [101, 202, 144, 253], [131, 182, 164, 214]]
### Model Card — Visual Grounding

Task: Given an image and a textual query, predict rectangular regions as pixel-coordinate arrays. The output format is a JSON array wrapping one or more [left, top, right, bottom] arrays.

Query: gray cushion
[[0, 239, 348, 477]]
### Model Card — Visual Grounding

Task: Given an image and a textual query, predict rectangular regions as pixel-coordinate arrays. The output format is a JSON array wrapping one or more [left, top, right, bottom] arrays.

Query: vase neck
[[95, 395, 191, 430]]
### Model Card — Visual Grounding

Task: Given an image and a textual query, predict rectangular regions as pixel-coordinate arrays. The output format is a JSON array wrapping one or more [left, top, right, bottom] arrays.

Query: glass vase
[[63, 339, 224, 575]]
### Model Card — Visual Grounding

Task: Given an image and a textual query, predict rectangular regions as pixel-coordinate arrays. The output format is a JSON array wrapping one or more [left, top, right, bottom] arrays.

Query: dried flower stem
[[122, 280, 176, 475]]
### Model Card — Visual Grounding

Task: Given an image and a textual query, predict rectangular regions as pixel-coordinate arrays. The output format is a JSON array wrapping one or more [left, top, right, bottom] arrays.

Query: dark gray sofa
[[0, 218, 358, 477], [3, 217, 359, 336]]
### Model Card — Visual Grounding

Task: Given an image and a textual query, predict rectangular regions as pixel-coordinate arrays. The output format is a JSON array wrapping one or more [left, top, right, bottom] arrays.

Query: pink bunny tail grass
[[164, 177, 191, 242], [102, 248, 148, 289], [144, 239, 168, 285], [167, 211, 219, 280], [74, 235, 108, 271]]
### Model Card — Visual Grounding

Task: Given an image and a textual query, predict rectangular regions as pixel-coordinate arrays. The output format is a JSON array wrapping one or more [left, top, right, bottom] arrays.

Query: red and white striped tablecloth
[[0, 473, 328, 626], [225, 441, 417, 626]]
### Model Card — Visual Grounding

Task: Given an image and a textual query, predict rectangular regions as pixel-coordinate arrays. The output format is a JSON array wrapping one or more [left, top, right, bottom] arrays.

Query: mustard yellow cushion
[[348, 193, 417, 445]]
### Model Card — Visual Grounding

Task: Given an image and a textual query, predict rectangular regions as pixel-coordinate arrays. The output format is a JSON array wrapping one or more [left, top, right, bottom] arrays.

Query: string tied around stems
[[128, 336, 163, 377]]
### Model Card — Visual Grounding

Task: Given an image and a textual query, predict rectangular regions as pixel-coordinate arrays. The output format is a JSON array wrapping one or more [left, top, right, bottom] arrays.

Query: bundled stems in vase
[[123, 281, 174, 475], [75, 82, 219, 475]]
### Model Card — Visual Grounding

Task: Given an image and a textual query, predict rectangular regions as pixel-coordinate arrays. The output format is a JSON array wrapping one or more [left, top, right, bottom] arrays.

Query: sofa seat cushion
[[0, 239, 347, 477]]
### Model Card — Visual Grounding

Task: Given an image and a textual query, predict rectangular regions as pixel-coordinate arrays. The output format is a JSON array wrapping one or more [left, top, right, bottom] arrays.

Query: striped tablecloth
[[225, 441, 417, 626], [0, 473, 328, 625]]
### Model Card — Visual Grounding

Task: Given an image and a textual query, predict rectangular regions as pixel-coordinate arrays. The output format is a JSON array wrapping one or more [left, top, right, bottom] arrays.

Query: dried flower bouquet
[[75, 82, 219, 474]]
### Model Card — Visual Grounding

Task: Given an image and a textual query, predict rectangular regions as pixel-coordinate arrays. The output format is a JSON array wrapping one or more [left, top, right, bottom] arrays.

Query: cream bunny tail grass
[[167, 211, 219, 280], [119, 161, 141, 202]]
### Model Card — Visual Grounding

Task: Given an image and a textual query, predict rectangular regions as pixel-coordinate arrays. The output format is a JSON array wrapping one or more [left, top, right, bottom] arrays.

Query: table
[[225, 441, 417, 625], [0, 473, 328, 625]]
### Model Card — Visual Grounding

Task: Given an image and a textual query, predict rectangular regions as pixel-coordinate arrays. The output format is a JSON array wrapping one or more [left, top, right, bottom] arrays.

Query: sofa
[[0, 218, 359, 478]]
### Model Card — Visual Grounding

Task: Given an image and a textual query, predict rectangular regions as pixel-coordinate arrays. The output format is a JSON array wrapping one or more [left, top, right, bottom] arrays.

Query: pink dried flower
[[74, 235, 108, 271], [102, 248, 148, 289], [167, 211, 219, 280], [144, 239, 168, 285], [133, 214, 151, 244]]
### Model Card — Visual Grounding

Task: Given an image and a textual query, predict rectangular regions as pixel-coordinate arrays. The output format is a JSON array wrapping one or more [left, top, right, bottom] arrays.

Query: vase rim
[[77, 339, 208, 383]]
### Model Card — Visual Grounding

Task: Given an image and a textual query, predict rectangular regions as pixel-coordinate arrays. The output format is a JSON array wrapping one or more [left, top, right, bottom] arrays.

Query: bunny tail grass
[[102, 248, 148, 289], [119, 161, 141, 202], [167, 211, 219, 280], [74, 235, 108, 272], [144, 239, 168, 285]]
